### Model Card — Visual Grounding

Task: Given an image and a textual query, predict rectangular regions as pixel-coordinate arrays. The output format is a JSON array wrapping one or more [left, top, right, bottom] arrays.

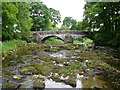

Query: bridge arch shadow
[[41, 36, 65, 43]]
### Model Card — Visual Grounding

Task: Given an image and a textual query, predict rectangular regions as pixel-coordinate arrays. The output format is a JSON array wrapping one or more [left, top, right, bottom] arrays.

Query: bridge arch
[[41, 35, 65, 43], [32, 30, 92, 43]]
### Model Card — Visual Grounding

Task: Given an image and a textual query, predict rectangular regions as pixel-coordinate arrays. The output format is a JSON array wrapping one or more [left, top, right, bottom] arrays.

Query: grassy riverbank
[[74, 38, 93, 44], [1, 40, 26, 52]]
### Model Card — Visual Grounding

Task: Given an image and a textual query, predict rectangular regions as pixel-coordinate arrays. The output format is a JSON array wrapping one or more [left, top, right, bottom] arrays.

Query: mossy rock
[[51, 76, 61, 82], [6, 82, 14, 88], [41, 70, 50, 76], [66, 53, 80, 57], [86, 60, 94, 64], [34, 63, 43, 71], [45, 48, 60, 52], [62, 77, 76, 87], [33, 81, 45, 89], [50, 57, 66, 64], [13, 75, 23, 80], [80, 52, 100, 60], [3, 70, 13, 75], [34, 63, 51, 76], [88, 65, 94, 68], [2, 52, 7, 58], [99, 62, 109, 67], [20, 67, 35, 75]]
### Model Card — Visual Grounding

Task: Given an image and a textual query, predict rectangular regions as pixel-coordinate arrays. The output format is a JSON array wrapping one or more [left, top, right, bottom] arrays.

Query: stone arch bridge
[[32, 30, 92, 43]]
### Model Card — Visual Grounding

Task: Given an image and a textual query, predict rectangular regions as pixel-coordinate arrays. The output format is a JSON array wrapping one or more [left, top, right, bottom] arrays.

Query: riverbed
[[2, 43, 120, 89]]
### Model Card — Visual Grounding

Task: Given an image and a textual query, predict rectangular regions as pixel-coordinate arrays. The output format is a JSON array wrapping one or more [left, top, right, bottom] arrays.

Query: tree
[[29, 2, 61, 31], [15, 2, 33, 40], [70, 22, 77, 30], [29, 2, 52, 31], [59, 26, 70, 30], [62, 17, 77, 29], [2, 2, 19, 41], [83, 2, 120, 47], [49, 8, 61, 27], [76, 21, 87, 31], [2, 2, 33, 41]]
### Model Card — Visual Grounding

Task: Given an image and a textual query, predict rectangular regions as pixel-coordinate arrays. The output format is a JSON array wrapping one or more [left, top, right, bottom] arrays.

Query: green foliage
[[2, 40, 26, 52], [69, 65, 79, 70], [30, 2, 61, 31], [30, 2, 51, 31], [48, 26, 59, 30], [49, 8, 61, 27], [2, 2, 33, 41], [2, 2, 19, 41], [75, 21, 87, 31], [83, 2, 120, 47], [74, 37, 93, 44], [60, 68, 69, 73], [45, 37, 63, 43], [62, 17, 77, 29], [52, 27, 59, 30], [84, 38, 93, 44], [69, 63, 83, 70], [59, 26, 70, 30], [15, 2, 33, 40]]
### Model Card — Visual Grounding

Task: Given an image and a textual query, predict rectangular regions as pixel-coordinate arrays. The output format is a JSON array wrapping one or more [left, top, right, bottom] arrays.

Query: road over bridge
[[32, 30, 92, 43]]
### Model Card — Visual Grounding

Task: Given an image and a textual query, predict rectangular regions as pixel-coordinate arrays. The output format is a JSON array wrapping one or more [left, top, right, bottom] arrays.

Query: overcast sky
[[41, 0, 86, 27]]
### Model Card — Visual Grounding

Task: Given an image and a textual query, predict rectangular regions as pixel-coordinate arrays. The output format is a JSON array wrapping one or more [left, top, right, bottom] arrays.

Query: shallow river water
[[2, 43, 120, 89]]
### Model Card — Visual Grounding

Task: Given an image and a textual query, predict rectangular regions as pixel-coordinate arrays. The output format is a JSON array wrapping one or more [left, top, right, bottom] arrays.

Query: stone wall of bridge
[[32, 30, 92, 43]]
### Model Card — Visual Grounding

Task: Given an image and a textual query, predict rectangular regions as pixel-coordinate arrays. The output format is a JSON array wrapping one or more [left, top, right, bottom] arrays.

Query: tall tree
[[49, 8, 61, 27], [29, 2, 51, 31], [2, 2, 33, 41], [15, 2, 33, 40], [62, 17, 77, 29], [2, 2, 19, 41], [83, 2, 120, 46], [76, 21, 87, 31], [59, 26, 70, 30]]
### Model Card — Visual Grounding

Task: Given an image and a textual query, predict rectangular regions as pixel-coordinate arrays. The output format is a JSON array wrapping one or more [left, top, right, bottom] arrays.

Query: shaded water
[[2, 43, 120, 89]]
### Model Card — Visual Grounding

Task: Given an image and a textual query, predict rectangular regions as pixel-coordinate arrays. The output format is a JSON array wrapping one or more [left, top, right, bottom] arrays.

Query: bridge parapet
[[36, 30, 88, 35]]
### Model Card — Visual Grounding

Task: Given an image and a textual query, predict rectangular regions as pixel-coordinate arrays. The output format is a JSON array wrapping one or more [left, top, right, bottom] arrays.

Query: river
[[2, 43, 120, 89]]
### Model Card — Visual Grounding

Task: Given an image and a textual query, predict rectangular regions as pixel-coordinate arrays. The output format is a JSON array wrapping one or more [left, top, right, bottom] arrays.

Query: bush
[[2, 40, 26, 52]]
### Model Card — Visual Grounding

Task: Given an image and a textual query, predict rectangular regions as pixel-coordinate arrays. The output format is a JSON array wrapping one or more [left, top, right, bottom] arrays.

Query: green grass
[[45, 37, 64, 43], [68, 63, 84, 70], [1, 40, 26, 52], [84, 39, 93, 44], [59, 68, 69, 73], [73, 38, 93, 44]]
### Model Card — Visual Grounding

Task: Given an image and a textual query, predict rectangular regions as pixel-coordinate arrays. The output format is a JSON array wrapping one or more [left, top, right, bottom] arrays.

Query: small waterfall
[[76, 74, 83, 88]]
